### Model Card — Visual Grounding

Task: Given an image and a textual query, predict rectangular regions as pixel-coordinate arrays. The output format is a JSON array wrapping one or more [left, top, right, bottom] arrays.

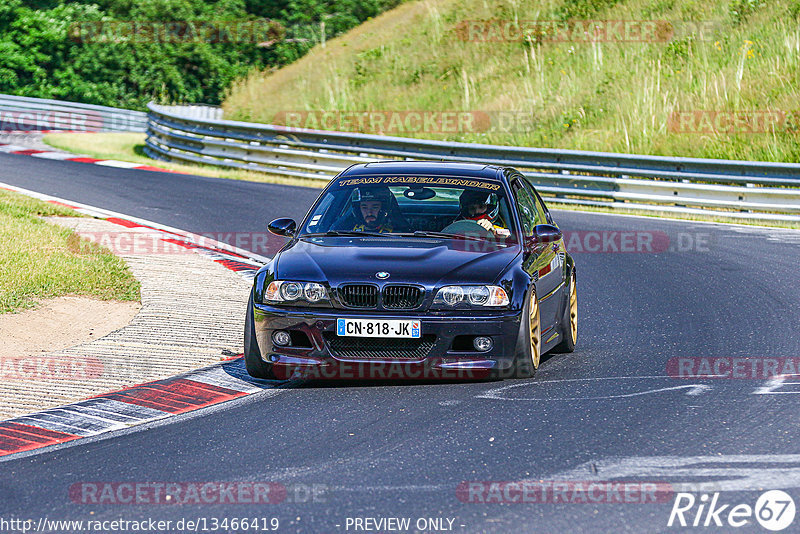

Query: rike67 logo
[[668, 490, 796, 531]]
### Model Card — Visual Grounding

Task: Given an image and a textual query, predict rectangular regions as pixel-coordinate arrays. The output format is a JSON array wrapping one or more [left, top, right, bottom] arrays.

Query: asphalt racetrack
[[2, 151, 800, 532]]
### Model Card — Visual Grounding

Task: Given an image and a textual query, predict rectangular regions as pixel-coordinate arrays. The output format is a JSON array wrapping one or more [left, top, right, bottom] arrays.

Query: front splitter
[[267, 354, 496, 381]]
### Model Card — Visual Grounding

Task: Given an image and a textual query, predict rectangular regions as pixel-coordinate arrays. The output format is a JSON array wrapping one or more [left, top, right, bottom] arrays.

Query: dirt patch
[[0, 296, 140, 359]]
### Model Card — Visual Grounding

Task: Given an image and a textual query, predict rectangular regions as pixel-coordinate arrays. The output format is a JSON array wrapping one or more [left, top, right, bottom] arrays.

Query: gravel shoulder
[[0, 296, 140, 360]]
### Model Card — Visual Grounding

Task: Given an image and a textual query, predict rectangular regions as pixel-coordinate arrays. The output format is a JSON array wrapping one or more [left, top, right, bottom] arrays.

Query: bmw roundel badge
[[376, 271, 390, 280]]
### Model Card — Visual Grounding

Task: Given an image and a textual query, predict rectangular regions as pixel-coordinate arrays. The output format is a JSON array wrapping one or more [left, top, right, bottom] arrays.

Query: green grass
[[223, 0, 800, 163], [0, 190, 141, 314], [43, 133, 153, 167], [42, 133, 331, 189]]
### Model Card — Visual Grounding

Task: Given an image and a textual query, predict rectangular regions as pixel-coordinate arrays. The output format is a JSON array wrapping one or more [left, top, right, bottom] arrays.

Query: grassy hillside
[[223, 0, 800, 162]]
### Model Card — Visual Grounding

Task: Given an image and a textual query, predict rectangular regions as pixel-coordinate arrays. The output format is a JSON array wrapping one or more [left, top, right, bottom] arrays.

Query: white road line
[[30, 151, 88, 160], [549, 455, 800, 492], [0, 145, 31, 152], [477, 376, 720, 401], [479, 382, 713, 401], [93, 160, 142, 169], [753, 375, 800, 394]]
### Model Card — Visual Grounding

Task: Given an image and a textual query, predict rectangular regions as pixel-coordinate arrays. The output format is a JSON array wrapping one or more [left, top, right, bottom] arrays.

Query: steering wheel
[[440, 219, 494, 240]]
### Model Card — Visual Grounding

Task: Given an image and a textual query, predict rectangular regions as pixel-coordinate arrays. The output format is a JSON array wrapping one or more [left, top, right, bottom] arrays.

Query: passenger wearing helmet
[[458, 189, 511, 238], [350, 186, 394, 233]]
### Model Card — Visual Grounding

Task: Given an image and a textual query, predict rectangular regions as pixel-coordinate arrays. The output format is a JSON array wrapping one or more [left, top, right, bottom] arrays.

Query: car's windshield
[[299, 175, 517, 243]]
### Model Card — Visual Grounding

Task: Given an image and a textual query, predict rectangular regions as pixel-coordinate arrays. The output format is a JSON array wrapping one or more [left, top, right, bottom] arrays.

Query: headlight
[[281, 282, 303, 300], [263, 281, 329, 305], [440, 286, 464, 306], [467, 286, 490, 305], [304, 283, 326, 302], [433, 285, 509, 307]]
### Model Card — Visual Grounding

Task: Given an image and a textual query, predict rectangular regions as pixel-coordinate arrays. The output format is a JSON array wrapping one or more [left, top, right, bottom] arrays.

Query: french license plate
[[336, 318, 421, 338]]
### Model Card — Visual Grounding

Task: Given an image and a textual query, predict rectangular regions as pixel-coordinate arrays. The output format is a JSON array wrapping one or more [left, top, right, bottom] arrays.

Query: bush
[[0, 0, 400, 109]]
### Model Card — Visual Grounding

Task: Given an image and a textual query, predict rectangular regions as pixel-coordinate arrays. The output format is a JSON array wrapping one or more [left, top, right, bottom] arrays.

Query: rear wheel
[[554, 271, 577, 353], [513, 287, 541, 378], [244, 291, 275, 379]]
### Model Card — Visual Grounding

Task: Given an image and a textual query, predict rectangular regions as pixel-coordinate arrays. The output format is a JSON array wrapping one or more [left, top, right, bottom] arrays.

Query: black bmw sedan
[[245, 161, 577, 380]]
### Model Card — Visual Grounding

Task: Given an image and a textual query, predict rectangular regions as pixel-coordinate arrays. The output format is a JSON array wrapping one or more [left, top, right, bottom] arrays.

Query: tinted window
[[523, 177, 555, 224], [514, 182, 540, 236], [527, 184, 550, 224]]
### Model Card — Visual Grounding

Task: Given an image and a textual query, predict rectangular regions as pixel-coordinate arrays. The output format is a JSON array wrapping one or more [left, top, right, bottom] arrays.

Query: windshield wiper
[[395, 231, 489, 242], [302, 230, 392, 238], [303, 231, 492, 242]]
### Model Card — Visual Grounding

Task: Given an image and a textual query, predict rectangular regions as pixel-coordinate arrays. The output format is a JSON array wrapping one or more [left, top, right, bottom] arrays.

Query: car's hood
[[275, 237, 520, 286]]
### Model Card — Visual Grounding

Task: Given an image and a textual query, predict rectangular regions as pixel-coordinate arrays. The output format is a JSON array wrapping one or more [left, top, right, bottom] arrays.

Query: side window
[[305, 191, 336, 232], [513, 181, 539, 236], [531, 189, 550, 225], [521, 178, 550, 225]]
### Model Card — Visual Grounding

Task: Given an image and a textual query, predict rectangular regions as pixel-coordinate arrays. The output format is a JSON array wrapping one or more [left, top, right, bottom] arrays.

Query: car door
[[511, 177, 560, 330]]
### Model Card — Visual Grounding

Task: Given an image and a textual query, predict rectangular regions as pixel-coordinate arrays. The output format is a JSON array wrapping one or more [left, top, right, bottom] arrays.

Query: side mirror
[[268, 218, 296, 238], [524, 224, 562, 252], [533, 224, 562, 243]]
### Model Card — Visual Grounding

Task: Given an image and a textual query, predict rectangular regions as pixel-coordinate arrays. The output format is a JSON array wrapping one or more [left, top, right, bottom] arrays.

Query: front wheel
[[512, 287, 541, 378], [244, 291, 275, 379], [554, 270, 577, 353]]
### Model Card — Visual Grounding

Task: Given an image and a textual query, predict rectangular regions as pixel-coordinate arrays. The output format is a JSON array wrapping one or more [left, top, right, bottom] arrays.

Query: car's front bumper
[[252, 303, 522, 380]]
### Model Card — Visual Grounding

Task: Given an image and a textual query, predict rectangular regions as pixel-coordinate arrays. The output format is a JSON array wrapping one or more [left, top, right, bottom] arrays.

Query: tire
[[553, 270, 577, 353], [512, 286, 541, 378], [244, 291, 275, 379]]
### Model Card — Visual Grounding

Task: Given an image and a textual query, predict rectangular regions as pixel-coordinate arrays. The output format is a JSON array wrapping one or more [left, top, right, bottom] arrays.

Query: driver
[[350, 186, 394, 233], [458, 189, 511, 238]]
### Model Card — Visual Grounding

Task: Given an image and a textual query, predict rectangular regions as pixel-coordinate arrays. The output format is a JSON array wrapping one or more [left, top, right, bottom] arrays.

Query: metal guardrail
[[0, 94, 147, 132], [150, 104, 224, 121], [145, 103, 800, 222]]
